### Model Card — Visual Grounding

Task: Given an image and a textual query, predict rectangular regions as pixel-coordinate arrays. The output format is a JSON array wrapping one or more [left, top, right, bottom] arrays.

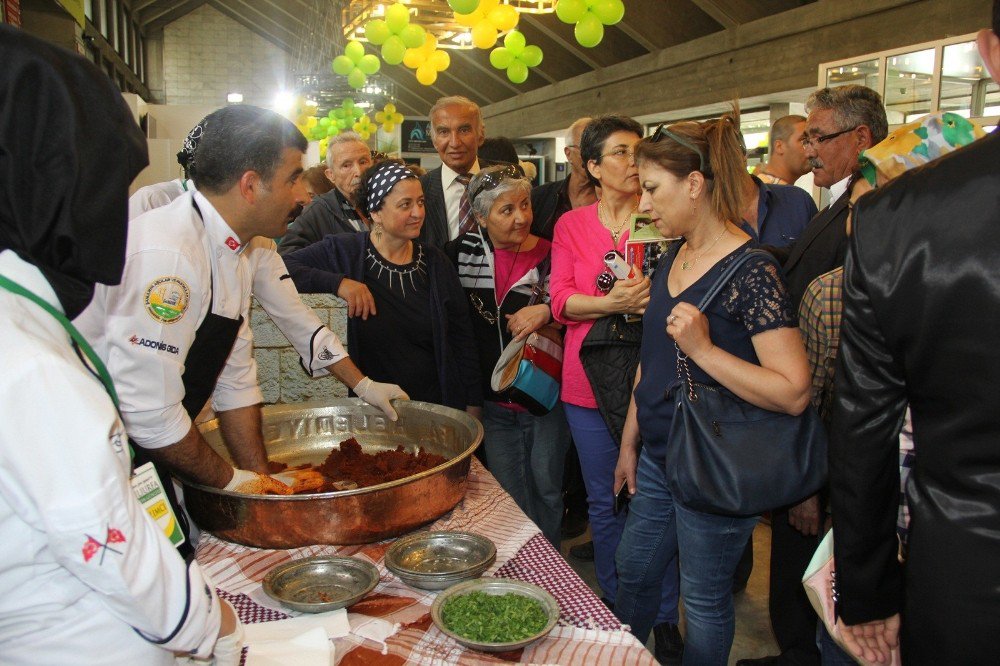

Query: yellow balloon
[[383, 122, 396, 132], [306, 116, 318, 128], [430, 49, 450, 71], [385, 103, 396, 114], [454, 8, 481, 27], [403, 48, 424, 69], [490, 4, 519, 32], [471, 20, 497, 49], [416, 63, 438, 85]]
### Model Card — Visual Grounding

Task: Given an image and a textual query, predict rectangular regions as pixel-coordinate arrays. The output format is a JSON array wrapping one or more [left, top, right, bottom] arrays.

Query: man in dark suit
[[418, 96, 488, 249], [740, 84, 887, 666], [829, 6, 1000, 663]]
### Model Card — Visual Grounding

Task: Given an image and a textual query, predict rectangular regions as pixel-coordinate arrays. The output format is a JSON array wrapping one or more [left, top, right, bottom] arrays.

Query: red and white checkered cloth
[[198, 459, 656, 665]]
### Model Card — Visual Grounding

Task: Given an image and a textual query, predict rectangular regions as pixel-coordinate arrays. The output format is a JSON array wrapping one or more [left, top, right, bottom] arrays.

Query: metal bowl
[[262, 555, 379, 613], [430, 578, 560, 652], [183, 399, 483, 548], [385, 531, 496, 590]]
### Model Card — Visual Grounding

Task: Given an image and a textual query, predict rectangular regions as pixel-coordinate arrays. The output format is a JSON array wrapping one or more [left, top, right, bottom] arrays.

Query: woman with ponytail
[[612, 110, 811, 665]]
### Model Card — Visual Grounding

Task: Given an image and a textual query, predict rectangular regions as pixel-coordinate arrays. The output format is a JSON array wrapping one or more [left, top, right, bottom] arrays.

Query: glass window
[[884, 48, 936, 124], [84, 0, 93, 20], [826, 58, 879, 90], [940, 40, 1000, 119]]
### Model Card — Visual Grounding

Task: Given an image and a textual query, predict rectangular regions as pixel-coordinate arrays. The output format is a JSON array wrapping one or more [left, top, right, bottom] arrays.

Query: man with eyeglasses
[[740, 84, 887, 666], [531, 117, 597, 240]]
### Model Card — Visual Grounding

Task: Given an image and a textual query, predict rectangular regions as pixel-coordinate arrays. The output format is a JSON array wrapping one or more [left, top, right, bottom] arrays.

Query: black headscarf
[[0, 26, 148, 318]]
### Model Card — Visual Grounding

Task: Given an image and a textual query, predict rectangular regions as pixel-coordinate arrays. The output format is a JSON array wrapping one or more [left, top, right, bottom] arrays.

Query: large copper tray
[[182, 399, 483, 548]]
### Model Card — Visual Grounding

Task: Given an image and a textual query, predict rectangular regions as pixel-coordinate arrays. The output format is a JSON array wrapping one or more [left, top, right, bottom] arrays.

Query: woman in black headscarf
[[0, 26, 241, 664]]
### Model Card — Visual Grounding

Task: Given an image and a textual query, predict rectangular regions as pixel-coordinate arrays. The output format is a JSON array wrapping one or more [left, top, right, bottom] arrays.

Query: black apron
[[131, 200, 244, 558]]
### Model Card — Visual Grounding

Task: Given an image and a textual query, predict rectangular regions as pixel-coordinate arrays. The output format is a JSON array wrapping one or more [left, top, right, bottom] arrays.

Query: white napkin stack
[[242, 609, 351, 666]]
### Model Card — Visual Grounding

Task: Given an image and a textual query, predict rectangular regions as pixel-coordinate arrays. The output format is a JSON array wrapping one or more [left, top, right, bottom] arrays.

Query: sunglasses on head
[[468, 164, 524, 202], [650, 123, 710, 176]]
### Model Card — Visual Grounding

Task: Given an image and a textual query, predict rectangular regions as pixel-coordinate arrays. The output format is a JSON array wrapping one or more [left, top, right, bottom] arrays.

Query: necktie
[[456, 174, 476, 236]]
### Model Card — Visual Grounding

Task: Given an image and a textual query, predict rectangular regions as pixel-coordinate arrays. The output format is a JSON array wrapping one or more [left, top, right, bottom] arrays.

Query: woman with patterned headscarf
[[284, 160, 482, 414]]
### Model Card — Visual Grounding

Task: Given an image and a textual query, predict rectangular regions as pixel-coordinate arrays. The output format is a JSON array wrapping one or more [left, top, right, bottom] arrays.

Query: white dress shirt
[[828, 174, 853, 207], [441, 159, 481, 241]]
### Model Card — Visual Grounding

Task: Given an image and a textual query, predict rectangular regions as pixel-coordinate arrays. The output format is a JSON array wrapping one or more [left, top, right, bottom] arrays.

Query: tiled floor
[[560, 521, 780, 665]]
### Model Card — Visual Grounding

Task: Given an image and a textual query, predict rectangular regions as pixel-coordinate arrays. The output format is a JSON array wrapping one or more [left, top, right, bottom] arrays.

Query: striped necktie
[[456, 174, 475, 235]]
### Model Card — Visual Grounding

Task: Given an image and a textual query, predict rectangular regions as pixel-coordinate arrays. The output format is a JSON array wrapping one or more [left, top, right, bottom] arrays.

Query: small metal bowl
[[430, 578, 560, 652], [263, 555, 379, 613], [385, 531, 496, 590]]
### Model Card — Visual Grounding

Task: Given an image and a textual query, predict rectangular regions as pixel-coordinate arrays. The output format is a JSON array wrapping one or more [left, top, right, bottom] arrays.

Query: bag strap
[[528, 255, 551, 306]]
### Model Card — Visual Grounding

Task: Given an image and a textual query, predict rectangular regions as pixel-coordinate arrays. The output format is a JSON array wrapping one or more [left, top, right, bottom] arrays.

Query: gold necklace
[[681, 224, 728, 270], [599, 198, 638, 244]]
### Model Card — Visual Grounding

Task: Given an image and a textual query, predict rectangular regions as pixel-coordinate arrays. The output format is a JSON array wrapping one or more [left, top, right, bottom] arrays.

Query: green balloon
[[448, 0, 480, 14], [365, 19, 390, 45], [332, 55, 354, 76], [385, 3, 409, 33], [327, 126, 340, 137], [345, 40, 365, 62], [354, 108, 365, 119], [504, 30, 526, 56], [555, 0, 587, 24], [591, 0, 624, 25], [333, 109, 345, 119], [400, 24, 425, 49], [381, 35, 406, 65], [507, 60, 529, 84], [575, 12, 604, 47], [336, 117, 348, 129], [521, 45, 543, 68], [319, 117, 331, 127], [489, 47, 514, 70], [310, 126, 325, 139], [347, 68, 366, 89], [358, 53, 381, 75]]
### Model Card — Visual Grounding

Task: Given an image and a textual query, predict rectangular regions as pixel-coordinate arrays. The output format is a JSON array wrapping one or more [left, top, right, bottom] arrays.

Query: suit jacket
[[829, 130, 1000, 663], [419, 160, 502, 250], [530, 176, 570, 241], [780, 184, 853, 309], [278, 188, 360, 256]]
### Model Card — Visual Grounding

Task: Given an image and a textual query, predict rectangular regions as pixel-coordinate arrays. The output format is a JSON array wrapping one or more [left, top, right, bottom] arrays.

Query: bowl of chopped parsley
[[430, 578, 560, 652]]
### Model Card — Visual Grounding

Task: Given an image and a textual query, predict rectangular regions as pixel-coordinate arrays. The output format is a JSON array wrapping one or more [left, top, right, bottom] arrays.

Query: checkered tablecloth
[[196, 459, 656, 665]]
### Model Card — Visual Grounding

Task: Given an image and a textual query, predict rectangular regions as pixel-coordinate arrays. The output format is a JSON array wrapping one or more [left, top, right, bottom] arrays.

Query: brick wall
[[162, 4, 291, 107], [251, 294, 350, 404]]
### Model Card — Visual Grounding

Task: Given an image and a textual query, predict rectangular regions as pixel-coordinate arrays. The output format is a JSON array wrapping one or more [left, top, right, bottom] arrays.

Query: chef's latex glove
[[272, 468, 327, 494], [224, 468, 293, 495], [355, 376, 409, 422], [212, 599, 244, 666]]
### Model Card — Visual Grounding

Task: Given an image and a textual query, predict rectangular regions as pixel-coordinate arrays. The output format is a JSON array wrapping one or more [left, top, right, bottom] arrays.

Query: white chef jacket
[[0, 250, 221, 664], [129, 181, 347, 377], [76, 190, 263, 449]]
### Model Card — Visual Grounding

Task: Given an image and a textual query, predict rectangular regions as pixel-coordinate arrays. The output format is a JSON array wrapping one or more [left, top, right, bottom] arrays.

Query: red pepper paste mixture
[[266, 437, 448, 494]]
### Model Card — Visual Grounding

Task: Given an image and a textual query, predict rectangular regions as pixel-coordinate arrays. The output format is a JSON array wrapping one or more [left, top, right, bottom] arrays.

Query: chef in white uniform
[[0, 27, 240, 663]]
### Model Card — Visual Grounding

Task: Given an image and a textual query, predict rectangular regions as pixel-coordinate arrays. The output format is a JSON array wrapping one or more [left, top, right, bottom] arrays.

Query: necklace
[[469, 236, 522, 327], [681, 224, 728, 270], [366, 244, 426, 297], [599, 198, 638, 244]]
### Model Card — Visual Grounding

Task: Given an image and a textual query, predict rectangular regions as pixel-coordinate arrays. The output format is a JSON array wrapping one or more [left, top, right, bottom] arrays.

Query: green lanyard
[[0, 273, 120, 409]]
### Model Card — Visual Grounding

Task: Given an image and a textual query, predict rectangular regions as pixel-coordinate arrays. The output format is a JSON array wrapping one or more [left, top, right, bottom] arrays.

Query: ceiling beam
[[689, 0, 738, 29], [615, 18, 658, 53], [132, 0, 161, 12], [252, 0, 307, 29], [139, 0, 207, 29], [451, 49, 522, 94], [520, 15, 602, 71], [208, 0, 295, 52]]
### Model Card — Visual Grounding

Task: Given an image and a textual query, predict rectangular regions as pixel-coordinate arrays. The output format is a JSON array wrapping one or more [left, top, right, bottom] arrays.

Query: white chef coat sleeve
[[210, 302, 264, 413], [246, 238, 348, 377], [96, 247, 208, 449], [0, 356, 221, 657]]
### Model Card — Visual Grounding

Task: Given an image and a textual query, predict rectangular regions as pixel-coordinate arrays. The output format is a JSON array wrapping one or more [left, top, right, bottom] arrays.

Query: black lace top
[[635, 241, 795, 465]]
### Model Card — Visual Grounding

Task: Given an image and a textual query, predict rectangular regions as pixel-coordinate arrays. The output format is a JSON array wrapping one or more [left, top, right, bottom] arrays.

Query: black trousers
[[768, 507, 821, 665]]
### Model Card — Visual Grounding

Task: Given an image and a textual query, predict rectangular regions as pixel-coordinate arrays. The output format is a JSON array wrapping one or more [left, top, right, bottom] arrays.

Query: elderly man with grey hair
[[444, 164, 570, 548], [278, 131, 373, 256]]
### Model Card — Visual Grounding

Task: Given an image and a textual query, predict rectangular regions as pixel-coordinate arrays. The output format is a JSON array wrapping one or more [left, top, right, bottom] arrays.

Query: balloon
[[489, 4, 519, 32], [385, 103, 396, 114], [343, 98, 355, 111], [403, 47, 423, 69], [521, 44, 543, 68], [429, 49, 450, 71], [447, 0, 479, 13], [347, 68, 366, 89], [381, 35, 406, 64], [385, 3, 410, 33], [345, 40, 365, 61], [471, 20, 497, 49], [400, 24, 425, 49], [507, 60, 528, 84], [556, 0, 587, 23], [333, 108, 345, 119], [358, 53, 380, 75], [383, 122, 396, 132], [592, 0, 625, 25], [416, 63, 438, 85], [490, 46, 513, 69], [504, 30, 526, 55], [306, 116, 318, 127], [575, 12, 604, 47], [326, 125, 339, 137], [331, 55, 354, 76], [319, 117, 331, 126], [364, 18, 390, 44], [354, 108, 365, 119]]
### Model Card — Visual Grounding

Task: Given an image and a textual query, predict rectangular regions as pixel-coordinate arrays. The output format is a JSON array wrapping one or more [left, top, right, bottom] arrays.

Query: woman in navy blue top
[[612, 111, 811, 665]]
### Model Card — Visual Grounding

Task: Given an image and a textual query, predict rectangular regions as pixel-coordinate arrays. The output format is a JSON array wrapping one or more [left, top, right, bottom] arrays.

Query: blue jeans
[[818, 622, 857, 666], [482, 401, 570, 546], [675, 500, 759, 666], [614, 448, 681, 642]]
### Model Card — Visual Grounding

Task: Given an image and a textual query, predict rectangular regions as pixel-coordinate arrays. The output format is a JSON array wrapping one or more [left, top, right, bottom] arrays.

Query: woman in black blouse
[[283, 161, 482, 415]]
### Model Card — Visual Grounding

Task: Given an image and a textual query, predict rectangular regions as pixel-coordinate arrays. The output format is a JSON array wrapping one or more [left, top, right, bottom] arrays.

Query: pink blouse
[[550, 203, 630, 408]]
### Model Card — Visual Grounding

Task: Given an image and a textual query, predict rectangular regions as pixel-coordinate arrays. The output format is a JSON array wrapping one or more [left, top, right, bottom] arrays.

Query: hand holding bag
[[664, 249, 828, 516]]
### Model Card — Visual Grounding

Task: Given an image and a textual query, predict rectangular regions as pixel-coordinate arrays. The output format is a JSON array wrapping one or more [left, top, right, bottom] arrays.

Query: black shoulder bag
[[664, 249, 828, 516]]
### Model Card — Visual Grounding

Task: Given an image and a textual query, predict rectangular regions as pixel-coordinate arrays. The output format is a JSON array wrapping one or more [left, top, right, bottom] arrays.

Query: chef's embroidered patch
[[82, 526, 126, 565], [144, 276, 190, 324]]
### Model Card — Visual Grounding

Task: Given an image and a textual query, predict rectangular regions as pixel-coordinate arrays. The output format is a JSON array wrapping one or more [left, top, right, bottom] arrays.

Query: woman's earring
[[374, 222, 384, 241]]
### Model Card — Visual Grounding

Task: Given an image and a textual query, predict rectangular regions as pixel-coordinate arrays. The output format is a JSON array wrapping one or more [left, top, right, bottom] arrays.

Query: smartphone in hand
[[613, 481, 630, 516]]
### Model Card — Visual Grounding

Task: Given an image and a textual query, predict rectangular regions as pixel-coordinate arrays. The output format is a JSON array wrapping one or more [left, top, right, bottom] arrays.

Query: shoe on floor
[[569, 540, 594, 561], [652, 622, 683, 665], [561, 509, 589, 539]]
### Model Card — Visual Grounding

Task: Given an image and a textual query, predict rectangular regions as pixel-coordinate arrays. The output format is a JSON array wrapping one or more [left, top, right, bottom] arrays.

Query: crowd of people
[[2, 4, 999, 664]]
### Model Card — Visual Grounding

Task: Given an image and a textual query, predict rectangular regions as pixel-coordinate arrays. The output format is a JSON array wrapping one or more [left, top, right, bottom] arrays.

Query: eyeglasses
[[800, 125, 859, 149], [600, 146, 634, 161], [468, 164, 523, 203], [650, 123, 709, 175]]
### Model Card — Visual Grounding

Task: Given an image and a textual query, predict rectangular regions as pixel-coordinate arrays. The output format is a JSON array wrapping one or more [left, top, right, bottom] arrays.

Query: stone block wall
[[251, 294, 350, 405]]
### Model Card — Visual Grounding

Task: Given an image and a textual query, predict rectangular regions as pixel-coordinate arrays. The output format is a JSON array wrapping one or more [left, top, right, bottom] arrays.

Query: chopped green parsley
[[441, 591, 549, 643]]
